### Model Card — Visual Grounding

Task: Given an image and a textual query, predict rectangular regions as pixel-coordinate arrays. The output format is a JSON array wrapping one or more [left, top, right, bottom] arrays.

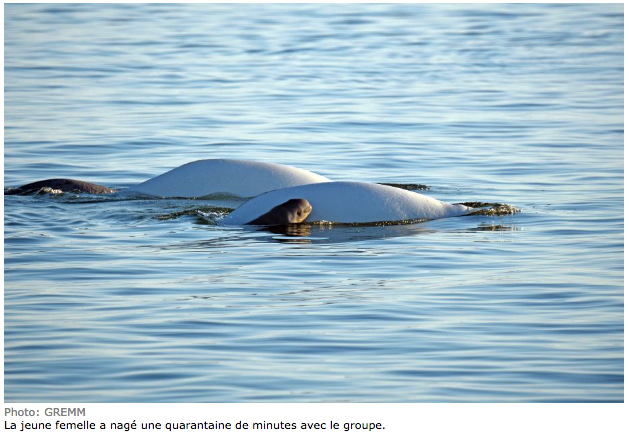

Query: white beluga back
[[121, 159, 330, 198], [224, 181, 473, 225]]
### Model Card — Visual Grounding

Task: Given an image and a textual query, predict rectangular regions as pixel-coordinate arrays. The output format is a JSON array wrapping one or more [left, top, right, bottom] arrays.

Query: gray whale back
[[7, 179, 116, 195]]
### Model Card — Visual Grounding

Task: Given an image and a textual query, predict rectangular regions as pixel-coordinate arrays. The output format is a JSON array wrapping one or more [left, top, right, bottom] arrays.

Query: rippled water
[[4, 4, 623, 402]]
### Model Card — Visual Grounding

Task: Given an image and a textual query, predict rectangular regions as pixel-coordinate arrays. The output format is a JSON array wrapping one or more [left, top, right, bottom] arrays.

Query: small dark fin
[[379, 182, 430, 191], [460, 202, 520, 216], [10, 179, 117, 195]]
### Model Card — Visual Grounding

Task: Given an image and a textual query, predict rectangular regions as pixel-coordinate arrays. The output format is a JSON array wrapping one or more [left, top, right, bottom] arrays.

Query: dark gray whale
[[5, 178, 116, 195]]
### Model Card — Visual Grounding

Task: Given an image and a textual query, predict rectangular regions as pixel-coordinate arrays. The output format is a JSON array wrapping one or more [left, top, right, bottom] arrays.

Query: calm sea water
[[4, 4, 623, 402]]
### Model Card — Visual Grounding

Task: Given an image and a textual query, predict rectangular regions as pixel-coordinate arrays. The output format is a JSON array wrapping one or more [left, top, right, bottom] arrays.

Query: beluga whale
[[6, 159, 488, 225], [224, 181, 474, 225], [6, 159, 331, 198], [120, 159, 330, 198]]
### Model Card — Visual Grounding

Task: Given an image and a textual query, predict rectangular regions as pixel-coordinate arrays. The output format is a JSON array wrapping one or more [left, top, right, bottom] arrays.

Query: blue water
[[4, 4, 623, 402]]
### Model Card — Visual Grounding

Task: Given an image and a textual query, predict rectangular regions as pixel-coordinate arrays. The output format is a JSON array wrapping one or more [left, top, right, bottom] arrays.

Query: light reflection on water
[[4, 3, 623, 402]]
